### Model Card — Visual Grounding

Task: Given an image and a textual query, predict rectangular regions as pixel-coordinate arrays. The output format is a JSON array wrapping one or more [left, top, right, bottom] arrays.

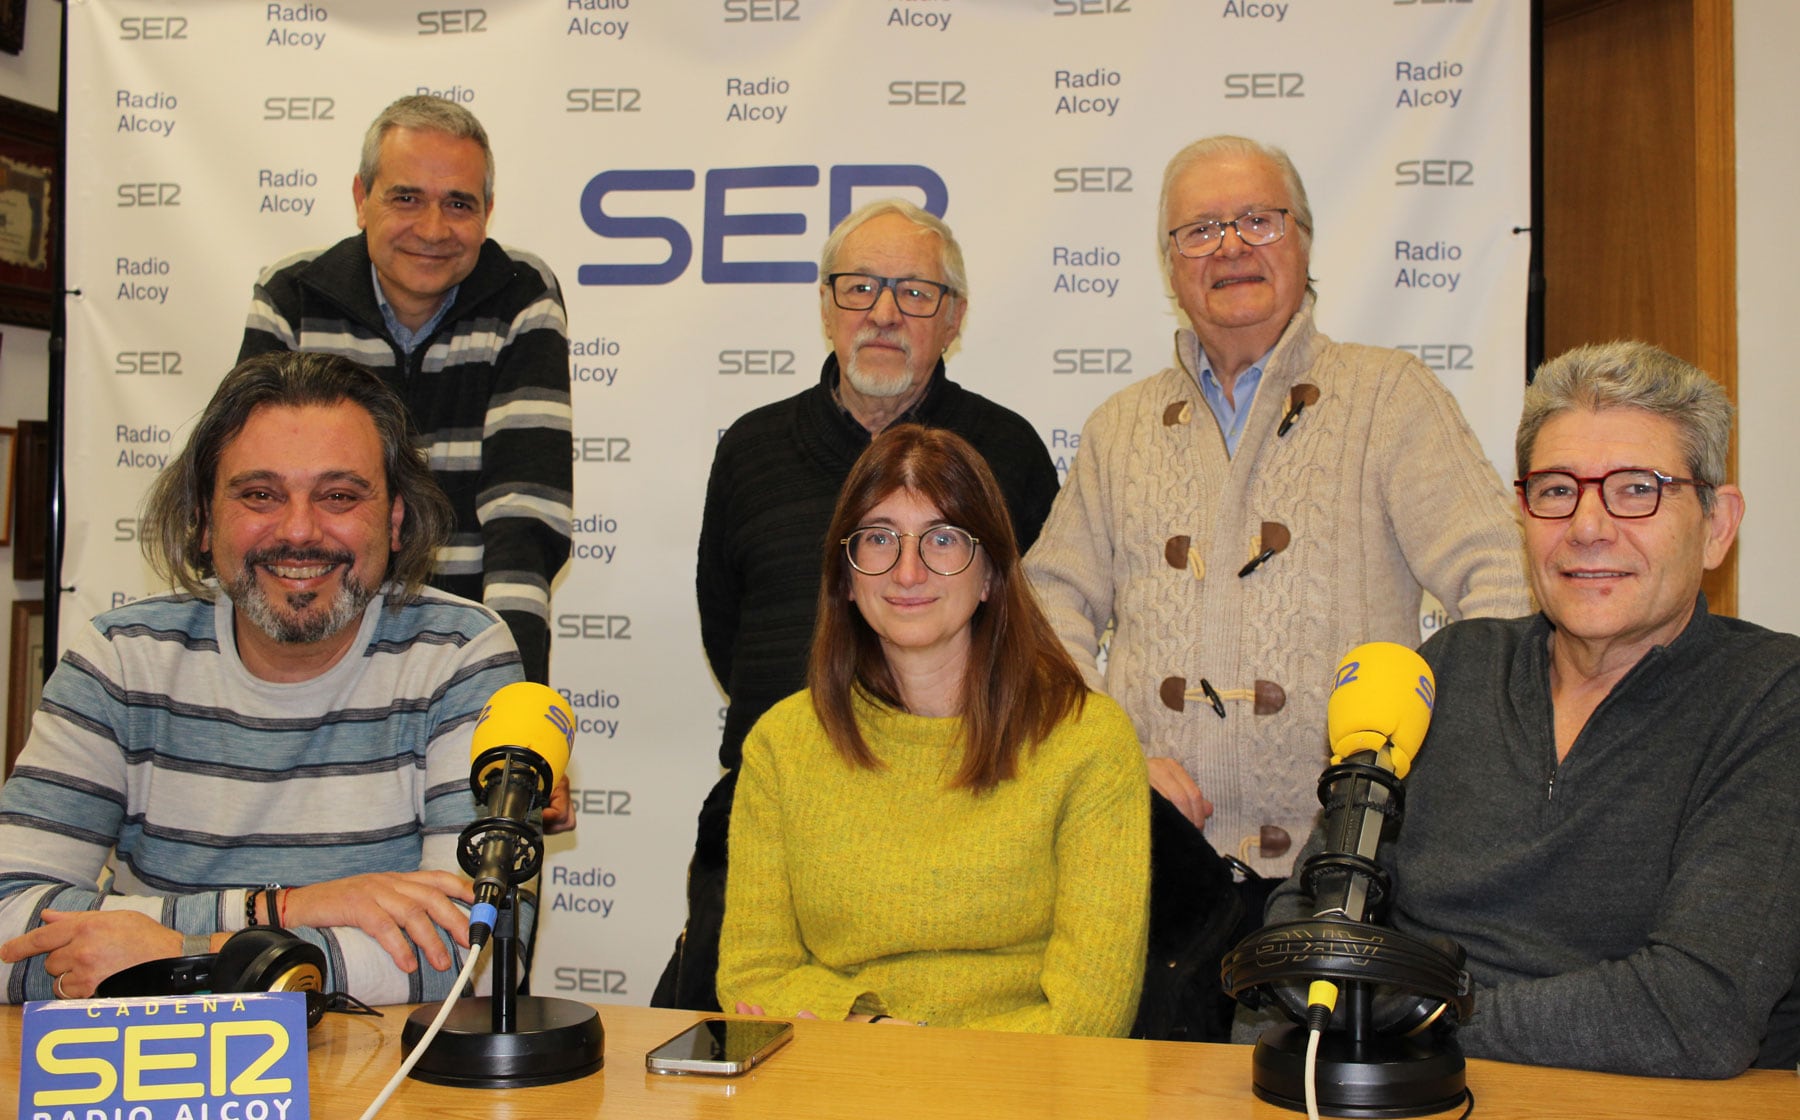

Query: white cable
[[356, 941, 487, 1120], [1305, 1025, 1323, 1120]]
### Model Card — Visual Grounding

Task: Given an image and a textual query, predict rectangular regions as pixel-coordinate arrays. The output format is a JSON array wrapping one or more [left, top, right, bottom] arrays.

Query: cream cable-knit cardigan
[[1024, 296, 1531, 875]]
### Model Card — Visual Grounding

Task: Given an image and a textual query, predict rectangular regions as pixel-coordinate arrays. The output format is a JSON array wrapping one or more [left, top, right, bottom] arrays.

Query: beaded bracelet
[[246, 883, 281, 927]]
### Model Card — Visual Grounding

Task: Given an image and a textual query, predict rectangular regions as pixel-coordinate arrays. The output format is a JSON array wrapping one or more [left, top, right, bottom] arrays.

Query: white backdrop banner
[[63, 0, 1528, 1004]]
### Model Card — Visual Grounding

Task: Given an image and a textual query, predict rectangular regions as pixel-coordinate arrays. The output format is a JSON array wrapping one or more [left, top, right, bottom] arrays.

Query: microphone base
[[402, 995, 604, 1088], [1252, 1023, 1465, 1118]]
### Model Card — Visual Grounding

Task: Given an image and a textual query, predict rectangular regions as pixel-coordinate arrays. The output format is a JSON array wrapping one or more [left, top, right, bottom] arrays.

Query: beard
[[225, 544, 375, 645], [842, 327, 918, 399]]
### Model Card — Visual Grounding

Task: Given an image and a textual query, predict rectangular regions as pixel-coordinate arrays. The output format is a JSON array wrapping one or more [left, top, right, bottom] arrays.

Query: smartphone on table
[[645, 1017, 794, 1076]]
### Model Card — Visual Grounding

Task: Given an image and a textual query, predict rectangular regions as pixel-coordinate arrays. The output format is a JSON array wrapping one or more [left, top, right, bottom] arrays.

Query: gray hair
[[142, 351, 454, 605], [819, 198, 969, 302], [1517, 340, 1734, 514], [358, 94, 494, 207], [1157, 135, 1314, 276]]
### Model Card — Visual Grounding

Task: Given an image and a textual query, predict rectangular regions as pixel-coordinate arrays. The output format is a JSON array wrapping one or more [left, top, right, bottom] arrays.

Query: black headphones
[[96, 928, 329, 1027], [1220, 917, 1475, 1036]]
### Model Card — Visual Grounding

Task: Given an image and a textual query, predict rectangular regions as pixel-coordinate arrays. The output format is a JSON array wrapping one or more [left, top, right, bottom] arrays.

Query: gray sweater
[[1265, 599, 1800, 1076]]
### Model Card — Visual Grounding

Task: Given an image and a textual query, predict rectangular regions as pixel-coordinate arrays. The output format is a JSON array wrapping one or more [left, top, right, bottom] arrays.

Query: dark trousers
[[1130, 792, 1279, 1042], [650, 769, 736, 1012]]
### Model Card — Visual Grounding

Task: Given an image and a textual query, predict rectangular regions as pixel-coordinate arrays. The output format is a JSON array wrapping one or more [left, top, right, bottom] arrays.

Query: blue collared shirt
[[371, 263, 458, 354], [1196, 348, 1272, 457]]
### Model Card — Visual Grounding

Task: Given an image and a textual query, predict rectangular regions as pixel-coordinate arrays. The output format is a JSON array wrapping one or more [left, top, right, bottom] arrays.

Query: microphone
[[402, 683, 604, 1088], [1218, 642, 1469, 1117], [458, 682, 575, 943], [1308, 642, 1436, 924]]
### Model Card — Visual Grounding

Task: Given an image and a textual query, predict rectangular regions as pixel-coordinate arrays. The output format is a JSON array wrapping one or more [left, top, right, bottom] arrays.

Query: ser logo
[[576, 163, 948, 286], [30, 1018, 296, 1105], [571, 789, 633, 816], [1395, 159, 1474, 186], [113, 517, 150, 541], [264, 96, 335, 121], [1053, 167, 1132, 193], [115, 350, 183, 375], [1053, 348, 1133, 375], [1053, 0, 1132, 12], [567, 88, 643, 113], [117, 182, 181, 207], [1397, 344, 1474, 371], [719, 349, 797, 375], [553, 967, 628, 995], [555, 614, 633, 640], [573, 436, 632, 462], [119, 16, 188, 39], [418, 8, 488, 34], [1225, 73, 1304, 99], [888, 81, 966, 107], [724, 0, 799, 21]]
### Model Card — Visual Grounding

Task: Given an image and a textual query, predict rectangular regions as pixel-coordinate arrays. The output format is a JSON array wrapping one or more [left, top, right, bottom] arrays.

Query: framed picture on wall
[[0, 423, 14, 546], [6, 599, 44, 777], [0, 0, 26, 57], [11, 417, 45, 579], [0, 93, 57, 328]]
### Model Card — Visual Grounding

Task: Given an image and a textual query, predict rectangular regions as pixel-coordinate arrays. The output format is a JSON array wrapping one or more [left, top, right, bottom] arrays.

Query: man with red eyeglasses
[[1262, 341, 1800, 1076]]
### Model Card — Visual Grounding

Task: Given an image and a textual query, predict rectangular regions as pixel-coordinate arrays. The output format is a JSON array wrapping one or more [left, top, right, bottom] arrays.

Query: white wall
[[0, 0, 58, 746], [1734, 0, 1800, 634]]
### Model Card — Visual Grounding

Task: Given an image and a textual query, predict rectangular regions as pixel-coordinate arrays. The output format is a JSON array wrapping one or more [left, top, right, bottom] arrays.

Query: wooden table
[[7, 1001, 1796, 1119]]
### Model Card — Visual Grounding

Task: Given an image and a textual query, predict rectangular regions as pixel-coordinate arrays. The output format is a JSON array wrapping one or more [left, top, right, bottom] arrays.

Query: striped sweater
[[0, 587, 523, 1004], [239, 234, 573, 684]]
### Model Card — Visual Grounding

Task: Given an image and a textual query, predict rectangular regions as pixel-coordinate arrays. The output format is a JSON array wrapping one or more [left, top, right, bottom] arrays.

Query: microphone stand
[[401, 885, 605, 1087], [1252, 980, 1464, 1118], [1249, 749, 1465, 1117]]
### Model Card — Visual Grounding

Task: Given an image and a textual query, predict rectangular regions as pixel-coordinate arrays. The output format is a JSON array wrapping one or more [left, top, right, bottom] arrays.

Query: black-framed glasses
[[842, 525, 979, 576], [1167, 208, 1303, 259], [825, 273, 954, 318], [1515, 468, 1713, 520]]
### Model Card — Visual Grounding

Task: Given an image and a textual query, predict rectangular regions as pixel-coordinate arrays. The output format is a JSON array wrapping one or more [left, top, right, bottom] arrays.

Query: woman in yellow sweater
[[717, 424, 1150, 1035]]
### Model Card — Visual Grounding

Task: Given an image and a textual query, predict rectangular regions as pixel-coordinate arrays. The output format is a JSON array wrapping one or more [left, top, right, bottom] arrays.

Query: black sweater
[[696, 355, 1059, 769]]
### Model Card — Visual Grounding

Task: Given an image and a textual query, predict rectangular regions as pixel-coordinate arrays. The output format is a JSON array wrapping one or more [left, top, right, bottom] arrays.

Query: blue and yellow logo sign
[[19, 992, 310, 1120]]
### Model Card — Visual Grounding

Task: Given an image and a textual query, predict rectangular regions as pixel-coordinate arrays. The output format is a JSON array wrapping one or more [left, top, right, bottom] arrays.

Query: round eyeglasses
[[825, 273, 954, 318], [842, 525, 980, 576], [1167, 208, 1304, 259], [1515, 468, 1713, 520]]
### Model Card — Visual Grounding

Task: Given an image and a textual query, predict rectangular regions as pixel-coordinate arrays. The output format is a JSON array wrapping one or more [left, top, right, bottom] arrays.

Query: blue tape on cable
[[471, 901, 498, 931]]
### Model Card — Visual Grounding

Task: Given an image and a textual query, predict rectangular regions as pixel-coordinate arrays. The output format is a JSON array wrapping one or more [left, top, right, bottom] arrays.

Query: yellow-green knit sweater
[[717, 688, 1150, 1036]]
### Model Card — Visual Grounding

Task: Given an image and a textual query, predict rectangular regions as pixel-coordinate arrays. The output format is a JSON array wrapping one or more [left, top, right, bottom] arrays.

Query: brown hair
[[142, 351, 453, 605], [807, 425, 1087, 792]]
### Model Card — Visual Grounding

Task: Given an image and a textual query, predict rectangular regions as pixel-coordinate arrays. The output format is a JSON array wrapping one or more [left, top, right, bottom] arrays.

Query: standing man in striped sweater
[[239, 94, 572, 684], [0, 353, 549, 1005]]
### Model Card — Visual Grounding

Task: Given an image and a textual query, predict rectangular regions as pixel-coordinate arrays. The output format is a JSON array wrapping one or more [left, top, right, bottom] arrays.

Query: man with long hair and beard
[[0, 352, 564, 1006]]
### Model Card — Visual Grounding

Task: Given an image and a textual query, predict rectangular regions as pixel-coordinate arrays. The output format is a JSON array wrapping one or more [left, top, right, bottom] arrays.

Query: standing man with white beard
[[657, 200, 1059, 1009]]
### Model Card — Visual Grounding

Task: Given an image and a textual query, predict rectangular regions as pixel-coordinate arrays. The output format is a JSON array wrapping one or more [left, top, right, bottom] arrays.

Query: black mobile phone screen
[[654, 1018, 789, 1063]]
